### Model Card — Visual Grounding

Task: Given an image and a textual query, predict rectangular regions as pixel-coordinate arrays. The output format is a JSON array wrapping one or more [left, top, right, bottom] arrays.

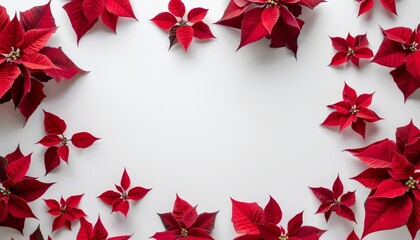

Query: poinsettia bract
[[151, 0, 215, 51], [0, 3, 84, 121], [347, 121, 420, 239], [216, 0, 324, 54], [0, 146, 54, 233], [231, 196, 326, 239], [98, 168, 150, 216], [310, 175, 356, 222], [63, 0, 137, 43], [321, 82, 381, 138], [77, 217, 131, 240], [346, 230, 360, 240], [151, 194, 218, 240], [37, 110, 99, 174], [329, 33, 373, 67], [356, 0, 397, 16]]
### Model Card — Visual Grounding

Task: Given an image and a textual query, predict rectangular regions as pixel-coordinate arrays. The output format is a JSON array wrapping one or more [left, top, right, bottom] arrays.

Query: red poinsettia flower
[[372, 24, 420, 100], [63, 0, 137, 43], [356, 0, 397, 16], [0, 3, 84, 121], [77, 217, 131, 240], [321, 82, 381, 138], [0, 146, 54, 233], [98, 168, 150, 217], [44, 194, 87, 232], [151, 194, 218, 240], [329, 33, 373, 67], [12, 225, 53, 240], [310, 175, 356, 222], [216, 0, 324, 54], [231, 196, 325, 239], [346, 230, 360, 240], [347, 121, 420, 239], [151, 0, 215, 51], [37, 110, 99, 174]]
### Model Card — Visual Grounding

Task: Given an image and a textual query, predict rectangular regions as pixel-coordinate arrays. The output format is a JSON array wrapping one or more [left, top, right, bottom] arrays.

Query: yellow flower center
[[1, 188, 11, 196], [181, 228, 188, 237], [405, 177, 418, 192], [350, 105, 359, 114], [7, 47, 20, 60], [410, 42, 418, 52], [279, 235, 289, 240]]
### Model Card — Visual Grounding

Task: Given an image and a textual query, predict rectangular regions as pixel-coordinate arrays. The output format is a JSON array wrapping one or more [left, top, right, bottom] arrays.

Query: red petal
[[43, 110, 67, 134], [339, 114, 356, 132], [29, 225, 44, 240], [0, 16, 24, 51], [264, 196, 282, 225], [0, 6, 9, 33], [356, 93, 373, 107], [101, 8, 118, 33], [406, 51, 420, 81], [112, 198, 129, 216], [173, 194, 194, 219], [127, 186, 150, 201], [379, 0, 397, 14], [63, 0, 98, 43], [187, 8, 208, 24], [44, 199, 60, 210], [352, 168, 391, 189], [52, 215, 67, 232], [150, 231, 179, 240], [19, 1, 56, 31], [92, 217, 109, 239], [231, 198, 264, 234], [257, 223, 282, 240], [355, 33, 369, 48], [77, 218, 93, 240], [105, 0, 136, 19], [215, 1, 248, 29], [182, 206, 198, 228], [330, 36, 348, 51], [98, 190, 120, 206], [351, 139, 396, 168], [176, 26, 194, 51], [187, 228, 213, 239], [21, 28, 56, 55], [0, 213, 25, 233], [390, 64, 420, 101], [346, 230, 359, 240], [40, 47, 86, 81], [37, 135, 61, 147], [279, 5, 299, 30], [396, 120, 420, 147], [192, 211, 218, 232], [158, 212, 179, 231], [335, 205, 356, 222], [66, 194, 84, 208], [315, 202, 332, 214], [8, 195, 36, 219], [238, 8, 268, 50], [407, 196, 420, 239], [6, 153, 31, 182], [71, 132, 99, 148], [340, 191, 356, 207], [354, 48, 373, 59], [329, 52, 348, 66], [372, 38, 406, 67], [17, 78, 46, 122], [168, 26, 179, 50], [14, 178, 54, 202], [382, 26, 413, 44], [20, 53, 56, 70], [362, 195, 412, 238], [332, 175, 344, 199], [357, 0, 374, 16], [44, 146, 61, 175], [372, 178, 407, 198], [168, 0, 186, 17], [342, 83, 357, 102], [57, 145, 69, 162], [287, 211, 303, 236], [351, 118, 366, 139], [309, 187, 333, 202], [298, 0, 325, 9], [151, 12, 177, 30], [82, 0, 105, 24], [0, 63, 21, 99], [391, 152, 415, 179], [120, 168, 131, 190], [5, 145, 24, 163], [261, 6, 279, 34], [294, 226, 326, 240], [0, 201, 7, 222], [321, 111, 343, 127], [192, 22, 215, 39]]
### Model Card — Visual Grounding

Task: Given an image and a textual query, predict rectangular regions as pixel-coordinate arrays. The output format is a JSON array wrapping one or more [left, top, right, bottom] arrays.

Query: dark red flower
[[329, 33, 373, 67], [231, 196, 325, 240], [310, 175, 356, 222], [98, 168, 150, 217], [151, 194, 218, 240], [356, 0, 396, 16], [321, 82, 381, 138], [44, 194, 87, 232], [37, 110, 99, 174], [151, 0, 215, 51], [76, 216, 131, 240]]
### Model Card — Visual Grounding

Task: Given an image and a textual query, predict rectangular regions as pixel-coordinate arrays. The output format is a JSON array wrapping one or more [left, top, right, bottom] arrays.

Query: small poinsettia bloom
[[37, 110, 99, 174], [0, 146, 54, 233], [373, 24, 420, 100], [310, 175, 356, 222], [151, 0, 215, 51], [321, 83, 381, 138], [151, 194, 218, 240], [98, 168, 150, 217], [231, 196, 325, 240], [44, 194, 87, 232], [329, 33, 373, 67], [356, 0, 397, 16], [77, 217, 131, 240]]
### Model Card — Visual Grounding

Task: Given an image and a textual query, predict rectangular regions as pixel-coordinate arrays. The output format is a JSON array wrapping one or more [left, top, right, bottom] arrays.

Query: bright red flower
[[44, 194, 87, 232], [310, 175, 356, 222], [151, 0, 215, 51], [0, 3, 84, 121], [372, 24, 420, 100], [151, 194, 218, 240], [356, 0, 397, 16], [98, 168, 150, 217], [231, 196, 326, 240], [329, 33, 373, 67], [216, 0, 324, 54], [37, 110, 99, 174], [321, 82, 381, 138], [76, 216, 131, 240], [0, 146, 54, 233], [63, 0, 137, 43], [347, 121, 420, 239]]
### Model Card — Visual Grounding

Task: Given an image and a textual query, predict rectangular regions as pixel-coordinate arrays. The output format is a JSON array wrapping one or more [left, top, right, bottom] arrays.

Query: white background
[[1, 0, 420, 239]]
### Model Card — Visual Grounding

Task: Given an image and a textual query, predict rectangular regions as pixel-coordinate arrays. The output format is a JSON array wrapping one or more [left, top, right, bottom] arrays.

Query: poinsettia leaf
[[379, 0, 397, 14], [264, 196, 282, 225], [176, 26, 194, 51], [168, 26, 179, 50], [396, 120, 420, 149], [0, 63, 21, 99], [362, 195, 412, 238], [77, 217, 93, 240], [92, 217, 109, 239], [0, 6, 9, 33], [188, 8, 208, 24], [257, 223, 282, 240], [261, 6, 280, 34], [382, 27, 413, 44], [231, 198, 264, 234], [12, 67, 31, 109], [192, 22, 215, 39], [8, 195, 37, 219], [348, 139, 396, 168], [173, 194, 194, 220], [98, 190, 121, 206], [406, 51, 420, 81], [20, 53, 57, 70], [20, 28, 56, 55], [14, 178, 54, 202], [298, 0, 325, 9], [101, 8, 118, 32], [6, 146, 24, 163], [43, 110, 67, 135], [215, 0, 248, 28], [168, 0, 186, 18], [309, 187, 333, 202], [105, 0, 136, 19], [71, 132, 99, 148], [332, 175, 344, 199], [63, 0, 98, 43], [372, 38, 406, 68], [0, 200, 6, 223], [57, 145, 69, 162], [330, 36, 348, 51], [295, 226, 326, 240], [186, 228, 214, 239], [151, 12, 177, 31], [372, 178, 407, 198], [29, 225, 44, 240], [44, 146, 61, 174], [182, 206, 198, 228], [83, 0, 105, 24], [112, 198, 129, 216], [150, 231, 179, 240], [390, 64, 420, 101], [329, 52, 348, 66], [38, 135, 61, 147], [19, 1, 56, 31], [288, 211, 303, 236], [40, 47, 86, 81], [270, 18, 303, 55], [340, 191, 356, 206], [346, 230, 359, 240], [0, 16, 24, 51], [127, 186, 150, 201], [407, 196, 420, 239], [6, 153, 31, 182], [357, 0, 374, 16], [321, 111, 343, 127], [279, 5, 300, 30], [238, 8, 268, 50], [158, 212, 179, 230], [18, 78, 46, 122], [193, 211, 218, 233], [351, 118, 367, 139], [391, 152, 415, 180], [120, 168, 131, 190], [0, 213, 25, 233]]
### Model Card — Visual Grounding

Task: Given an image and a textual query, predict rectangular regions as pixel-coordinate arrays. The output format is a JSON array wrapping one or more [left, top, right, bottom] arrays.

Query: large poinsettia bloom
[[0, 15, 57, 99]]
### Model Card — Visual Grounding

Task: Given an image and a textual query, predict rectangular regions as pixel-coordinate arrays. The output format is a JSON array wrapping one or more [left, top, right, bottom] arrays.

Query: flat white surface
[[1, 0, 420, 239]]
